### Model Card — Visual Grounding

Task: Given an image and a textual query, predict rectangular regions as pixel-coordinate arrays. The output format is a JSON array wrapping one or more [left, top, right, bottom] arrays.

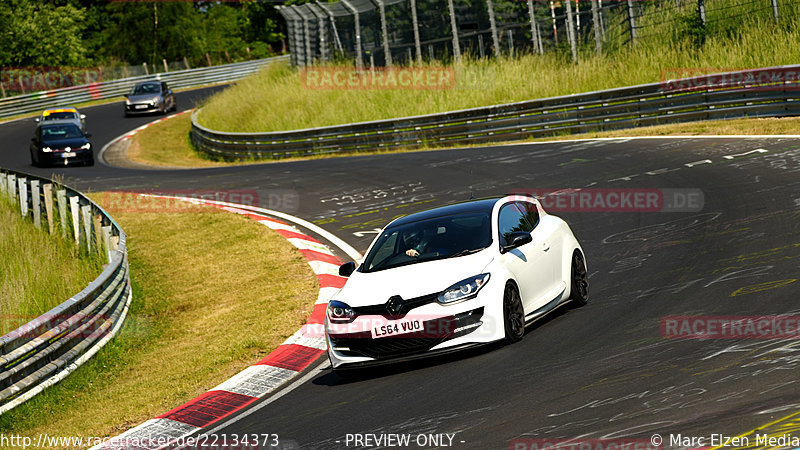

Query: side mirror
[[34, 117, 40, 123], [80, 114, 86, 120], [84, 132, 92, 138], [339, 261, 356, 277], [500, 231, 532, 254]]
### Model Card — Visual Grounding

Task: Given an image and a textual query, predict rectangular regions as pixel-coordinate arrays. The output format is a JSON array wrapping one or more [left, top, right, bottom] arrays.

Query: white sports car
[[326, 195, 588, 371]]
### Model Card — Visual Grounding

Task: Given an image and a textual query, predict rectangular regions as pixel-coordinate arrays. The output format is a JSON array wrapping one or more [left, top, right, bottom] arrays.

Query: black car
[[124, 81, 177, 116], [30, 123, 94, 167]]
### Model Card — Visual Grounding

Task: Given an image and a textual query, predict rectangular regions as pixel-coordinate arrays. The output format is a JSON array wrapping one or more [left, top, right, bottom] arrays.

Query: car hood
[[127, 94, 160, 103], [41, 137, 89, 148], [335, 250, 494, 306]]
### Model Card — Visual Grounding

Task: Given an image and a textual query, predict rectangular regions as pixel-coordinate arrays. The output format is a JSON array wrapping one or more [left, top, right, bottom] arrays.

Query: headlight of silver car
[[437, 273, 490, 305]]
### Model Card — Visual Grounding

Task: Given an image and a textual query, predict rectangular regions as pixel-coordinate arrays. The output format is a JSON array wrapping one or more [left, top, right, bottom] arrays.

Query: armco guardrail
[[0, 168, 129, 414], [0, 55, 289, 119], [190, 65, 800, 160]]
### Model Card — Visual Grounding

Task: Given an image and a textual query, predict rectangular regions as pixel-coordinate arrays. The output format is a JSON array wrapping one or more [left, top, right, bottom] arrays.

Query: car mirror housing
[[500, 231, 532, 254], [339, 261, 356, 277]]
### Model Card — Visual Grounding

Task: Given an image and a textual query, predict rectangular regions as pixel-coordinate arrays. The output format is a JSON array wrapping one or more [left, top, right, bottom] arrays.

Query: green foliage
[[0, 0, 87, 67], [0, 0, 284, 69]]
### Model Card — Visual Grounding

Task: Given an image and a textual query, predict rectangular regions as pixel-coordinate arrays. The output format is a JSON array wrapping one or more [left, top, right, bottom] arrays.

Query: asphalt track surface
[[2, 87, 800, 449]]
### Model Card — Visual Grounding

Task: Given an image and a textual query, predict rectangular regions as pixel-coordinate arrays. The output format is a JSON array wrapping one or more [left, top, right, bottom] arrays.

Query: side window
[[497, 203, 529, 247], [162, 82, 169, 93], [518, 201, 540, 229]]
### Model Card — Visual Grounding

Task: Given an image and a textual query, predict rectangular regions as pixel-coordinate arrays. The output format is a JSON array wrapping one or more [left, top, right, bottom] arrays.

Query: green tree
[[0, 0, 87, 67]]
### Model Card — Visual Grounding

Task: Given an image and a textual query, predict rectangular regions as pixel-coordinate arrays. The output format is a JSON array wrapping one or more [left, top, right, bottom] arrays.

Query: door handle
[[542, 242, 550, 251]]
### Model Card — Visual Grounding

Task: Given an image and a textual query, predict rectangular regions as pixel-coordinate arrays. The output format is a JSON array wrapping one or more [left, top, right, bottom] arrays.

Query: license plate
[[62, 152, 76, 158], [135, 105, 148, 109], [371, 317, 422, 339]]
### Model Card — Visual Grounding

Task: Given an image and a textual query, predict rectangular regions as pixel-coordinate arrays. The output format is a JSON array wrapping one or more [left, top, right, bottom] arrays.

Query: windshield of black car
[[41, 124, 83, 140], [361, 211, 492, 273], [131, 84, 160, 95]]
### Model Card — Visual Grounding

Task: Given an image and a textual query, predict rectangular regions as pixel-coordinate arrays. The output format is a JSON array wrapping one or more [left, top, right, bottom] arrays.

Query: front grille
[[353, 293, 438, 319], [331, 308, 484, 359]]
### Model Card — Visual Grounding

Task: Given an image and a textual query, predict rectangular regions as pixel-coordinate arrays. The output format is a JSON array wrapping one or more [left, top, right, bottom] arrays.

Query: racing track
[[1, 90, 800, 448]]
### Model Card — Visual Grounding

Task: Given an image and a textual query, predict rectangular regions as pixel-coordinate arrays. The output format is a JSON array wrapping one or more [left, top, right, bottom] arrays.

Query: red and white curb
[[120, 109, 193, 141], [98, 196, 359, 450]]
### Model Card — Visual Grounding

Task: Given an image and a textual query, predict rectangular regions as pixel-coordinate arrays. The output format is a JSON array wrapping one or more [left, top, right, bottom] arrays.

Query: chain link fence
[[278, 0, 800, 67]]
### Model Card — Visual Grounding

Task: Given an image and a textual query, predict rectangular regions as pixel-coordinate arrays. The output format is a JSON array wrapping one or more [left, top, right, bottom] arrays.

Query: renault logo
[[386, 295, 403, 315]]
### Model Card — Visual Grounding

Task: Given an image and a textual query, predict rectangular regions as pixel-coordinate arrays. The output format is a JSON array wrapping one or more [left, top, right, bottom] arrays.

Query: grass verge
[[198, 9, 800, 133], [0, 196, 319, 446], [128, 115, 800, 168], [0, 196, 101, 335]]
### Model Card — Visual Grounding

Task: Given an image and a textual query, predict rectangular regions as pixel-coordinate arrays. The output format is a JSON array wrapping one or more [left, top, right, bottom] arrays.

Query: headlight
[[42, 147, 52, 153], [80, 143, 91, 150], [438, 273, 490, 305], [125, 99, 131, 105], [327, 300, 357, 323]]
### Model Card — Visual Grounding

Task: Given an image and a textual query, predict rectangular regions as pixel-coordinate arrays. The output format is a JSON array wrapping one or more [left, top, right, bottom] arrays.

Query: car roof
[[135, 81, 161, 86], [388, 197, 501, 227]]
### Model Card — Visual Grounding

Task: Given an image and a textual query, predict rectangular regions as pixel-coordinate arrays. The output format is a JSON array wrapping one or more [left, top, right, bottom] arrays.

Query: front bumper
[[37, 149, 93, 165], [326, 284, 506, 369], [125, 102, 161, 114]]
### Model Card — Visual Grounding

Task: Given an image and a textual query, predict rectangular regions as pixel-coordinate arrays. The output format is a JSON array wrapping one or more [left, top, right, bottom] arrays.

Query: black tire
[[86, 158, 95, 167], [503, 282, 525, 343], [30, 150, 40, 167], [570, 250, 589, 306]]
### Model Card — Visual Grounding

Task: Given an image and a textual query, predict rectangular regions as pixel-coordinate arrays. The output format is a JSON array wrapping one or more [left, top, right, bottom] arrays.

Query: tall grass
[[0, 196, 101, 335], [199, 3, 800, 133]]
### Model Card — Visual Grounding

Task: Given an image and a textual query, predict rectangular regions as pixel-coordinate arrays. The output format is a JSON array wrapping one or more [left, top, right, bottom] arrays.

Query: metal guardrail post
[[772, 0, 780, 23], [307, 3, 329, 63]]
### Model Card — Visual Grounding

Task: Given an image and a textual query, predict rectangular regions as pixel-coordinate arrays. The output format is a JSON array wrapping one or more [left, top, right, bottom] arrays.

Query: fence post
[[527, 0, 540, 54], [591, 0, 602, 54], [698, 0, 706, 25], [308, 4, 328, 63], [599, 0, 605, 37], [57, 189, 68, 237], [31, 180, 41, 229], [486, 0, 501, 57], [316, 2, 345, 58], [565, 0, 578, 63], [410, 0, 422, 64], [447, 0, 461, 61], [341, 0, 364, 69], [772, 0, 780, 24], [18, 178, 27, 217], [0, 173, 6, 197], [93, 215, 103, 257], [102, 226, 113, 263], [69, 196, 80, 245], [8, 174, 17, 201], [507, 29, 514, 57], [372, 0, 392, 67], [81, 205, 92, 252], [478, 35, 485, 58], [162, 59, 168, 73], [43, 183, 54, 234], [143, 62, 149, 75], [626, 0, 637, 43], [550, 1, 558, 44]]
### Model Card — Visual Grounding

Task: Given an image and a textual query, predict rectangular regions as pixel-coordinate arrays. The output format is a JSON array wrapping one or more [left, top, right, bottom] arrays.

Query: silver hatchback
[[124, 81, 177, 116]]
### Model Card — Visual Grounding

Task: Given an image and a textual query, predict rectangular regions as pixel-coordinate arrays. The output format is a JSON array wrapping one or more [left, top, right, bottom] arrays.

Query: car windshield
[[41, 124, 83, 140], [361, 211, 493, 273], [131, 83, 160, 95], [43, 111, 77, 120]]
